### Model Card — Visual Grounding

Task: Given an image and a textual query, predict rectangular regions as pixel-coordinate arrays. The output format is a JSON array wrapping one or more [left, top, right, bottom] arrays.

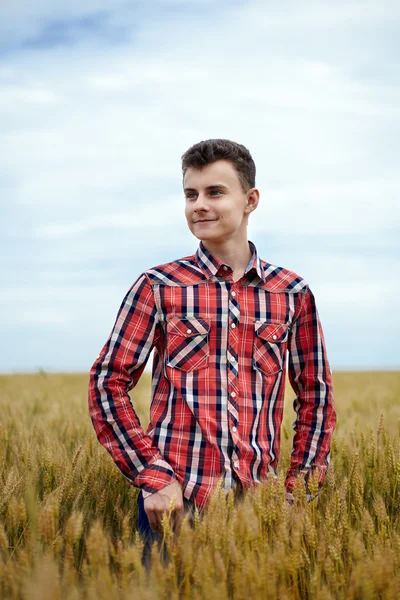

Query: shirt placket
[[226, 275, 241, 477]]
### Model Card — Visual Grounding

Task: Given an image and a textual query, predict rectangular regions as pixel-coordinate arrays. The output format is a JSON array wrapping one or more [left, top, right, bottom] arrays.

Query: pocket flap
[[166, 316, 211, 337], [254, 321, 289, 343]]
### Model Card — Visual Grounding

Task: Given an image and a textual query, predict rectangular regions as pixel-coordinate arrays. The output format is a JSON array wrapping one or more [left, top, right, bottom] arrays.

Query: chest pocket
[[165, 316, 211, 372], [253, 321, 289, 376]]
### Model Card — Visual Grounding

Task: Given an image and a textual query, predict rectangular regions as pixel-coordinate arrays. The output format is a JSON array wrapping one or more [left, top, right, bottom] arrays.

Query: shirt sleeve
[[88, 272, 178, 495], [285, 285, 337, 502]]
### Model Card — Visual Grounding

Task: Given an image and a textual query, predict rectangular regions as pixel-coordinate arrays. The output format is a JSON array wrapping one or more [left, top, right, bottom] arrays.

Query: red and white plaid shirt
[[88, 241, 336, 508]]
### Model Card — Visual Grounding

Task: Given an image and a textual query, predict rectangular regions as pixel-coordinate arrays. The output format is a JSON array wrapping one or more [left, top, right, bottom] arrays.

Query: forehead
[[183, 160, 241, 190]]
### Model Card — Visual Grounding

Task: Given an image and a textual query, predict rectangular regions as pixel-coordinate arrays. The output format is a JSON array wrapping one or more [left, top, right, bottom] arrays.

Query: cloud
[[1, 0, 399, 370], [33, 194, 184, 237], [253, 179, 399, 236]]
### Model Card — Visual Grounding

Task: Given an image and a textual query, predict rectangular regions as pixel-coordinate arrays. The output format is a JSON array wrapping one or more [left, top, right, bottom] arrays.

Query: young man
[[88, 139, 336, 556]]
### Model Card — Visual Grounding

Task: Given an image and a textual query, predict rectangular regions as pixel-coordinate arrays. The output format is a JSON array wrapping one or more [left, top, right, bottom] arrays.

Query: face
[[183, 160, 258, 243]]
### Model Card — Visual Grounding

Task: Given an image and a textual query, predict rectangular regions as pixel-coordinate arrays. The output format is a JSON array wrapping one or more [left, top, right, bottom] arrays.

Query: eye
[[185, 193, 196, 200], [210, 190, 222, 196]]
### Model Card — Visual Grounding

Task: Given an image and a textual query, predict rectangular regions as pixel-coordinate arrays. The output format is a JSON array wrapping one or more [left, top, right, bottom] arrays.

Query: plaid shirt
[[88, 241, 336, 508]]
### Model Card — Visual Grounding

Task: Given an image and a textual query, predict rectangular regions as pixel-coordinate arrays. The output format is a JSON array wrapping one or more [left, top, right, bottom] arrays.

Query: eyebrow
[[184, 184, 230, 193]]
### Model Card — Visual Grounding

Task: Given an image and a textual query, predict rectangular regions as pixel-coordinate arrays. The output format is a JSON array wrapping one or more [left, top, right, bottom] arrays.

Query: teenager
[[88, 138, 336, 564]]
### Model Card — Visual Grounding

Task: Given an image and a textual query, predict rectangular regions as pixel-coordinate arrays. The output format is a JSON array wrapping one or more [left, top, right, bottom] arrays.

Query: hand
[[144, 480, 184, 536], [285, 491, 294, 507]]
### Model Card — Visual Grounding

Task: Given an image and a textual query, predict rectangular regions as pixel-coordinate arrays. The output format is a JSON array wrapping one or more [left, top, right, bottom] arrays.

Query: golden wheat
[[0, 371, 399, 599]]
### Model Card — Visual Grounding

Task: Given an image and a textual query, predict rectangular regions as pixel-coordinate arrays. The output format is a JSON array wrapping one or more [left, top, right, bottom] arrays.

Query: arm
[[285, 285, 337, 502], [88, 272, 178, 495]]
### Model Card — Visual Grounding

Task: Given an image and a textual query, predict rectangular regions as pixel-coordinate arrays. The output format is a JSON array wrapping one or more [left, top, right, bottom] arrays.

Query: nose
[[193, 193, 209, 212]]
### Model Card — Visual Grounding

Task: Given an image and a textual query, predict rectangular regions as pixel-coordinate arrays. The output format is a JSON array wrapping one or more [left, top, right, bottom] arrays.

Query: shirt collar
[[195, 240, 265, 283]]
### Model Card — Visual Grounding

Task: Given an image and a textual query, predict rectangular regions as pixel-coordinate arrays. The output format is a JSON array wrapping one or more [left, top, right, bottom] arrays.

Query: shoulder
[[143, 252, 204, 286], [260, 259, 309, 294]]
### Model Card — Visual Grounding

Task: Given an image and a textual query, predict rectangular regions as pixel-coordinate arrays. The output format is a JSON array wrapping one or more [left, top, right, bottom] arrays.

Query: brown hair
[[181, 139, 256, 193]]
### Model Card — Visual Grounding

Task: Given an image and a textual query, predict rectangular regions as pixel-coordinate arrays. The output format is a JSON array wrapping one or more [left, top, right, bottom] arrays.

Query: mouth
[[194, 219, 217, 223]]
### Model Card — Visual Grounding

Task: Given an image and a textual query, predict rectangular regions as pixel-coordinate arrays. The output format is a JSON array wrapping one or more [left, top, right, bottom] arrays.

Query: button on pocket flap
[[166, 316, 211, 337], [255, 321, 289, 343]]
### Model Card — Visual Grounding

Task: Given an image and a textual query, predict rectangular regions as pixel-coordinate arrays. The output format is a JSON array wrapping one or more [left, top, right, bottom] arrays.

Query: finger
[[148, 512, 162, 534], [146, 504, 165, 531], [144, 506, 156, 532], [174, 513, 184, 537], [148, 519, 159, 533], [171, 512, 182, 540], [174, 504, 186, 532], [170, 509, 179, 531]]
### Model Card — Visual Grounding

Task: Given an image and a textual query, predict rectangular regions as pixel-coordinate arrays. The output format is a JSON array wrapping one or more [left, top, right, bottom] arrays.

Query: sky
[[1, 0, 399, 373]]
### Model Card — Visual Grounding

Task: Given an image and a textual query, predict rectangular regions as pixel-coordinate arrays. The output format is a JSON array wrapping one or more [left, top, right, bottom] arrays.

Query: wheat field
[[0, 371, 399, 599]]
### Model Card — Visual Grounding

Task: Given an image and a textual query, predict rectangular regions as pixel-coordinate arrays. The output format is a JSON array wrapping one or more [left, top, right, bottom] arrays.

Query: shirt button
[[232, 426, 237, 433], [231, 323, 236, 329], [272, 334, 277, 340], [223, 266, 228, 271], [187, 329, 193, 334], [231, 291, 236, 297], [231, 391, 236, 398], [229, 356, 236, 363], [234, 461, 240, 469]]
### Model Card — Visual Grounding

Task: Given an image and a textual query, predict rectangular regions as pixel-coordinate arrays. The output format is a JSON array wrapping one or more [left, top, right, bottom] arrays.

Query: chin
[[189, 223, 230, 242]]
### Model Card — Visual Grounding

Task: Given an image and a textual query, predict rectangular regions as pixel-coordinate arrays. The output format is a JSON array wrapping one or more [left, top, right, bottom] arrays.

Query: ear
[[244, 188, 260, 214]]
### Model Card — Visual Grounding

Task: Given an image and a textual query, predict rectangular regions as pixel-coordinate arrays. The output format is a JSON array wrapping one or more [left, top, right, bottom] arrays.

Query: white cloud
[[0, 285, 124, 329], [252, 179, 399, 235], [242, 0, 400, 27], [1, 0, 399, 370], [33, 194, 184, 237]]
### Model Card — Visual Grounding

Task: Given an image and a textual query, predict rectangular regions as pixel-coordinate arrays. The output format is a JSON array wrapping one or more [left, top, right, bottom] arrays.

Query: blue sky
[[1, 0, 399, 372]]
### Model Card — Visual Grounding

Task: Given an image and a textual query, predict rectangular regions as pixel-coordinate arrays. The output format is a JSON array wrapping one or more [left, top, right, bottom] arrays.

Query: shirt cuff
[[134, 457, 178, 494]]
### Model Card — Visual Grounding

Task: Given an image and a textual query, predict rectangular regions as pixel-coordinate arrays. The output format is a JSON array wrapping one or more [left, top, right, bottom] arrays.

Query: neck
[[202, 236, 252, 276]]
